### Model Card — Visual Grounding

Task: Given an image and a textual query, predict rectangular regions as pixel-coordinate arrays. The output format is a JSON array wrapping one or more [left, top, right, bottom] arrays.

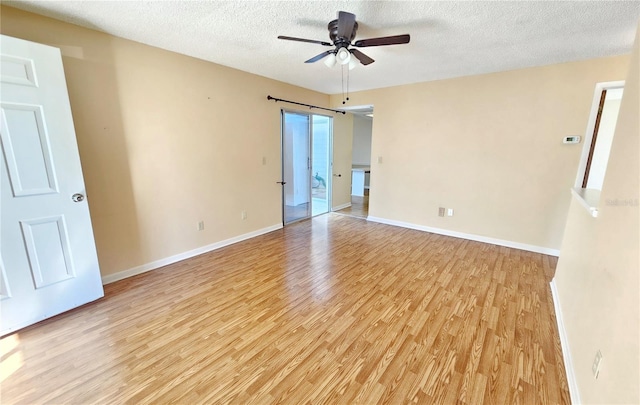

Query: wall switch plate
[[262, 157, 267, 165], [197, 221, 205, 231], [447, 208, 454, 217], [377, 156, 383, 164], [241, 210, 247, 220], [563, 136, 581, 144], [438, 207, 445, 217], [592, 350, 603, 378]]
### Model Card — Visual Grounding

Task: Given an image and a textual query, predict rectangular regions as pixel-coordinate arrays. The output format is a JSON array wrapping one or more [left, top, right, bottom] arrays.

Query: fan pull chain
[[347, 68, 350, 102], [341, 65, 345, 104], [341, 64, 350, 105]]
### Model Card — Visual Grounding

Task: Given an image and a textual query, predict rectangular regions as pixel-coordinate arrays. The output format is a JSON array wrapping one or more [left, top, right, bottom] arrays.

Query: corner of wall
[[549, 279, 581, 404]]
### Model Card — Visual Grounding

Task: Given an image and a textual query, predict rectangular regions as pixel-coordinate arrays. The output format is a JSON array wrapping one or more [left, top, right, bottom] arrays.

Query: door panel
[[1, 103, 58, 196], [282, 112, 311, 224], [0, 55, 38, 87], [0, 35, 104, 335], [20, 216, 75, 288], [0, 259, 10, 300], [311, 115, 331, 216]]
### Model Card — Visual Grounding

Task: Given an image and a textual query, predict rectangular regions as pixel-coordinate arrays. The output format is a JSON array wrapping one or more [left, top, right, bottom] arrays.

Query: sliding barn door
[[0, 35, 104, 335]]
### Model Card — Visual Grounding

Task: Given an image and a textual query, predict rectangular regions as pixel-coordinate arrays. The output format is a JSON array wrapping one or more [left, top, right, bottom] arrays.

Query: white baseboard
[[550, 279, 580, 404], [366, 216, 560, 256], [332, 202, 352, 211], [101, 223, 283, 285]]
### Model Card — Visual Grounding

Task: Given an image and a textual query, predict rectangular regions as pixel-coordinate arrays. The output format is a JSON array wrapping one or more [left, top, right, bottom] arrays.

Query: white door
[[0, 35, 104, 335]]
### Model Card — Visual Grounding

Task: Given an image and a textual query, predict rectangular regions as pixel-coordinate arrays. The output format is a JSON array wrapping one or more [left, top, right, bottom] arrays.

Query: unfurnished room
[[0, 1, 639, 404]]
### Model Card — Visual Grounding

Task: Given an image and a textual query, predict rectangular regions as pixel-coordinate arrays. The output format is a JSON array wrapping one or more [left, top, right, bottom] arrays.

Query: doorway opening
[[335, 106, 373, 219], [580, 86, 624, 190], [571, 81, 624, 217], [281, 110, 332, 224]]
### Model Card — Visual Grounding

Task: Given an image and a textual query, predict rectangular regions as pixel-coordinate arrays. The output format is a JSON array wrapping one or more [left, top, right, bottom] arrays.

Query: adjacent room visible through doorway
[[335, 107, 372, 219], [335, 188, 369, 218]]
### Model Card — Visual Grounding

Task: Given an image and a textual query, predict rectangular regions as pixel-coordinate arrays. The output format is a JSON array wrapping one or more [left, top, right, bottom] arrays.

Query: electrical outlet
[[262, 156, 267, 165], [447, 208, 454, 217], [438, 207, 445, 217], [197, 221, 205, 231], [592, 350, 603, 378], [241, 210, 247, 220]]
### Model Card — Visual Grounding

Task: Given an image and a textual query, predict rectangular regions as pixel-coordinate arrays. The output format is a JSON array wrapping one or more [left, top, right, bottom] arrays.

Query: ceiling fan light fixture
[[336, 47, 351, 65], [348, 58, 357, 70], [324, 53, 337, 68]]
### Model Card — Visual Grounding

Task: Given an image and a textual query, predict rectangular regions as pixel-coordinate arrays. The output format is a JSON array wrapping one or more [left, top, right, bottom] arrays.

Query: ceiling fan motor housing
[[328, 19, 358, 46]]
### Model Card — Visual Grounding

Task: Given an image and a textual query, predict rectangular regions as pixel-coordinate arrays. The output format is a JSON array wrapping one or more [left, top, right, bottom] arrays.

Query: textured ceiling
[[5, 1, 640, 95]]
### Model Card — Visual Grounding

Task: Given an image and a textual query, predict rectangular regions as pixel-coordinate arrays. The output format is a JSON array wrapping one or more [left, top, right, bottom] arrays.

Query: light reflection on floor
[[284, 198, 330, 224], [0, 333, 23, 383]]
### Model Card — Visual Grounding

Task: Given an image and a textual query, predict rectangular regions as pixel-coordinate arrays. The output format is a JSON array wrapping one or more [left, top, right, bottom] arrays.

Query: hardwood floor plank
[[0, 214, 570, 404], [334, 192, 369, 219]]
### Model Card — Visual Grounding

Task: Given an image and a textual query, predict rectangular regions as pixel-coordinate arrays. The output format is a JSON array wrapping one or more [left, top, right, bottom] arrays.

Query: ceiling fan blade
[[278, 36, 332, 47], [351, 49, 374, 65], [353, 34, 410, 47], [337, 11, 356, 39], [305, 50, 333, 63]]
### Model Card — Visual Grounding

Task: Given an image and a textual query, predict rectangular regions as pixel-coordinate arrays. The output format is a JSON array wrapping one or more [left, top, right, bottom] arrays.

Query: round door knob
[[72, 193, 85, 203]]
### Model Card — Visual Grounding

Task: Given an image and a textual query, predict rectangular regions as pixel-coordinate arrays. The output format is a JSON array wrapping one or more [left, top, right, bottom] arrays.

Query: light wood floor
[[335, 193, 369, 219], [1, 214, 569, 404]]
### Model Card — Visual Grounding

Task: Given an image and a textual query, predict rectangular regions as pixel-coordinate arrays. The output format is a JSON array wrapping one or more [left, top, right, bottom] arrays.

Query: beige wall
[[331, 113, 353, 208], [554, 23, 639, 404], [352, 115, 373, 165], [0, 6, 351, 277], [330, 55, 629, 251]]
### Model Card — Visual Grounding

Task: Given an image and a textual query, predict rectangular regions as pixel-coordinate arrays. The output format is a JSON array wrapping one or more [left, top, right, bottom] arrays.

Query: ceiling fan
[[278, 11, 410, 68]]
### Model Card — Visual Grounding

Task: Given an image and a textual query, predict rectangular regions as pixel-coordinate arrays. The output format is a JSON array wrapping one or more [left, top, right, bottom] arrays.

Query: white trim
[[550, 279, 580, 405], [101, 224, 283, 285], [332, 202, 352, 211], [570, 187, 600, 218], [366, 216, 560, 256], [574, 80, 625, 188]]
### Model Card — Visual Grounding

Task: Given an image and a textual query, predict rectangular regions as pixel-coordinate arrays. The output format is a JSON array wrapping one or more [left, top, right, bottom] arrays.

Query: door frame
[[280, 109, 333, 225], [574, 80, 624, 189]]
